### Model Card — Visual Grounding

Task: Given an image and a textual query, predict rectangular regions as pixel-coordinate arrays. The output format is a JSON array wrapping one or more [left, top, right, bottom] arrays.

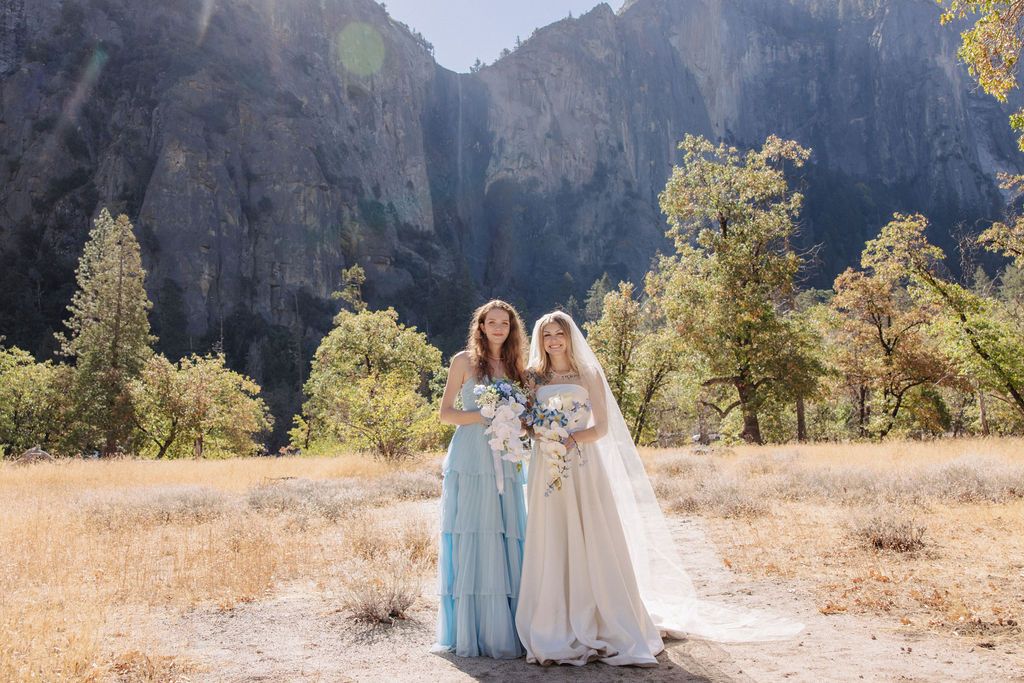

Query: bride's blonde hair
[[531, 312, 580, 379]]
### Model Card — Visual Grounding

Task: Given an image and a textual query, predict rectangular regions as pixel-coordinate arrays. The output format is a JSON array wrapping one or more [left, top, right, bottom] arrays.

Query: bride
[[515, 311, 803, 666]]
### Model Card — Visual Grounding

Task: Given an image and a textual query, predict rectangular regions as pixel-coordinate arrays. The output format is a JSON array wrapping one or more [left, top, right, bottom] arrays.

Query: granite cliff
[[0, 0, 1019, 441]]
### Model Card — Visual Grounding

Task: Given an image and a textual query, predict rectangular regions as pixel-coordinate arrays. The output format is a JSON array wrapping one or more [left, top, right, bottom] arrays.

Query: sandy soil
[[152, 511, 1024, 682]]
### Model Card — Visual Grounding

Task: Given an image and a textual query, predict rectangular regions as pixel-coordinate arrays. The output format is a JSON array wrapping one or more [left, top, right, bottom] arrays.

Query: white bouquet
[[528, 393, 591, 496], [473, 379, 530, 493]]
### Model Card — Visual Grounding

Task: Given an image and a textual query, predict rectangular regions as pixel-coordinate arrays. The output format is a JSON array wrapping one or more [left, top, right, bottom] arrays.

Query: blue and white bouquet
[[474, 378, 530, 493], [528, 393, 592, 496]]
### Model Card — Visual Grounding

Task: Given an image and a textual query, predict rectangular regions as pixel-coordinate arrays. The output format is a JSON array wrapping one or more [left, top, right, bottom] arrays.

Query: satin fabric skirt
[[433, 420, 527, 658], [515, 441, 664, 666]]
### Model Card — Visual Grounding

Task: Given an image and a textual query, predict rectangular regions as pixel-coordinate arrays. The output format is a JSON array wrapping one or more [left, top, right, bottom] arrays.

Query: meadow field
[[1, 439, 1022, 681]]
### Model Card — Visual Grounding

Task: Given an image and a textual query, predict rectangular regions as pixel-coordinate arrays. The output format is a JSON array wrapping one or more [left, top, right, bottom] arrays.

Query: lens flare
[[335, 22, 385, 77], [197, 0, 214, 45], [57, 47, 108, 131]]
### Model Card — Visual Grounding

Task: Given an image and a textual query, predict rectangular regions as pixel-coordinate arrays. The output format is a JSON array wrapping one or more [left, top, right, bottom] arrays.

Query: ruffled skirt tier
[[433, 424, 526, 659]]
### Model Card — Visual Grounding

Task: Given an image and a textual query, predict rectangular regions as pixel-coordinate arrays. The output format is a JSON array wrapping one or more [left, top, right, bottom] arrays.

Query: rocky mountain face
[[1, 0, 1019, 443]]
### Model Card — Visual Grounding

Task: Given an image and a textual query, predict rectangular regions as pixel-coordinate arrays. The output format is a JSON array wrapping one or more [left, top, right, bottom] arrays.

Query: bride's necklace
[[550, 368, 578, 381]]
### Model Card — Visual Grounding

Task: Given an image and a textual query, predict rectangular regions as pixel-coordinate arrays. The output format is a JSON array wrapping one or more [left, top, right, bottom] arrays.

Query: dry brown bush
[[654, 474, 768, 517], [856, 508, 927, 552], [339, 509, 435, 624], [334, 511, 436, 629], [341, 557, 423, 624]]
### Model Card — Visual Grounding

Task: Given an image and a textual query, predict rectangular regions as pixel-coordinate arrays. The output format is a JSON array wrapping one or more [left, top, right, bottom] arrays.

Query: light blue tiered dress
[[433, 378, 527, 658]]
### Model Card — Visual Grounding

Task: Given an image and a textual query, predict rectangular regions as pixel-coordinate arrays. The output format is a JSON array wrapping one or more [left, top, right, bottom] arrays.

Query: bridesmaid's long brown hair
[[466, 300, 527, 386]]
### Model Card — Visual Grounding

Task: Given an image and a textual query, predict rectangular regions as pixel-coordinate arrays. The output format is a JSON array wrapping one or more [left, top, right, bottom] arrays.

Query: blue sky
[[381, 0, 623, 72]]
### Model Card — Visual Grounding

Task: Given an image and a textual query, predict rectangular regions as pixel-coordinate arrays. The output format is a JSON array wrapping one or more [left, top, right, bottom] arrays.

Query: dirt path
[[155, 513, 1024, 682]]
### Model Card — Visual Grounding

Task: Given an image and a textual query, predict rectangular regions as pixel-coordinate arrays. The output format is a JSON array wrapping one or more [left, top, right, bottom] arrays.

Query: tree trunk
[[736, 378, 762, 444], [796, 396, 807, 442], [740, 404, 762, 444], [156, 421, 177, 459], [978, 389, 990, 436], [858, 386, 869, 437], [696, 402, 710, 444]]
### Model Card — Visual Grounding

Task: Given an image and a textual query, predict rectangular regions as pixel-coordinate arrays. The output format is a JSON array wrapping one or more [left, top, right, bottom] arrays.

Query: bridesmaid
[[432, 300, 528, 658]]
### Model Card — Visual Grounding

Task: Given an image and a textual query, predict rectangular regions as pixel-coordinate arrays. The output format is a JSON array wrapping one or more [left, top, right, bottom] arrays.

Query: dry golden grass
[[5, 440, 1022, 679], [0, 450, 415, 494], [712, 436, 1024, 469], [0, 453, 441, 682], [645, 438, 1024, 645]]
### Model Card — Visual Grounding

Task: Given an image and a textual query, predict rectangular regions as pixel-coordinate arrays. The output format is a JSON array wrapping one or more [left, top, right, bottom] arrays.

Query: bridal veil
[[528, 312, 803, 642]]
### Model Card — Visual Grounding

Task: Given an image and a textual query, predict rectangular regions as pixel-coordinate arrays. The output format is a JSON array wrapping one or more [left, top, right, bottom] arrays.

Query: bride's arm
[[439, 352, 487, 426], [565, 370, 608, 446]]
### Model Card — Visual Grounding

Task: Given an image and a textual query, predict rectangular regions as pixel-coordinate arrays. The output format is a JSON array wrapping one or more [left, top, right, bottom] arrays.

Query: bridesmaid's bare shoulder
[[449, 350, 475, 385]]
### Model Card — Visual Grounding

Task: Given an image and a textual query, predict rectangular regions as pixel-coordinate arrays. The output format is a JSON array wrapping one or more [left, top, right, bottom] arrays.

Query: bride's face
[[541, 322, 569, 358], [481, 308, 511, 347]]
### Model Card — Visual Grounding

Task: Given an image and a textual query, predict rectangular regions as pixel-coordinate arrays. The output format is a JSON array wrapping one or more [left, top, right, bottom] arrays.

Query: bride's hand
[[561, 434, 578, 451]]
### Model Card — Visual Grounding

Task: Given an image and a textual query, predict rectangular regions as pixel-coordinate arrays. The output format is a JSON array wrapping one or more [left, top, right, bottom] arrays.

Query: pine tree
[[583, 273, 614, 323], [58, 208, 155, 454]]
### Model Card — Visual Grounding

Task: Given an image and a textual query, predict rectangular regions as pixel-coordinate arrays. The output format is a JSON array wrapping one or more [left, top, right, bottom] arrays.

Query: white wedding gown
[[515, 382, 664, 666], [515, 313, 803, 667]]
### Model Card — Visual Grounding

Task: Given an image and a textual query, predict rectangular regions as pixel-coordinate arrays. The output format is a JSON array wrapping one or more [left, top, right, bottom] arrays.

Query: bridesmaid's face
[[541, 322, 568, 357], [481, 308, 511, 346]]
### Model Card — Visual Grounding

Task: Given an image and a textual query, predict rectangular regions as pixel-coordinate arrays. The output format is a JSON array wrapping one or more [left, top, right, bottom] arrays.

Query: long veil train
[[528, 313, 803, 642]]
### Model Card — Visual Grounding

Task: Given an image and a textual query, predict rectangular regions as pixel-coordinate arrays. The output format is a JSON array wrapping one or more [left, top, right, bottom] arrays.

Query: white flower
[[541, 439, 566, 457], [494, 404, 517, 422]]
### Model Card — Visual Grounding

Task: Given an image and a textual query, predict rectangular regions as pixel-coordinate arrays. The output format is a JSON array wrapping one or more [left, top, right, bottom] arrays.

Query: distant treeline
[[3, 133, 1022, 459]]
